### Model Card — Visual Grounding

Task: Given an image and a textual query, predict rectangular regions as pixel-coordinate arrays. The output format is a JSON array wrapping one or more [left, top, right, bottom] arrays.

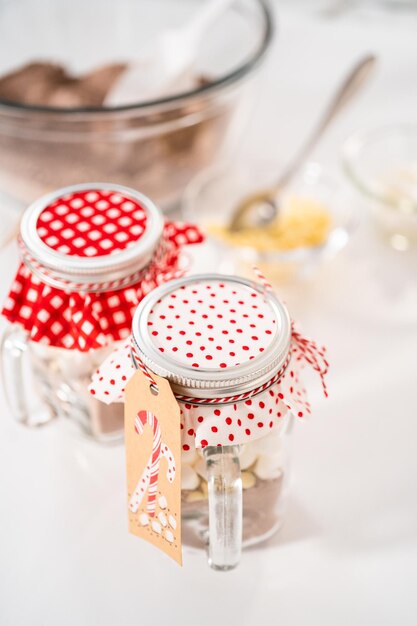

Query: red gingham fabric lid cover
[[1, 184, 203, 350], [90, 275, 329, 448]]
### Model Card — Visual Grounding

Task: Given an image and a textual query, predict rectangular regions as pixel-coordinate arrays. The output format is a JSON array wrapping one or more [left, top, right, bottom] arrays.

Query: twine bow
[[252, 266, 329, 399], [291, 323, 329, 398]]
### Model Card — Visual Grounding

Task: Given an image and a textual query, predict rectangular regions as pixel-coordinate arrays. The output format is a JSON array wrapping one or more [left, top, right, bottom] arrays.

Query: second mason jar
[[1, 183, 202, 441]]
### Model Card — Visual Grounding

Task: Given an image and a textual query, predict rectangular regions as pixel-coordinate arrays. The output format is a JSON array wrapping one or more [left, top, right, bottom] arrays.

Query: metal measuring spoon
[[228, 54, 377, 232]]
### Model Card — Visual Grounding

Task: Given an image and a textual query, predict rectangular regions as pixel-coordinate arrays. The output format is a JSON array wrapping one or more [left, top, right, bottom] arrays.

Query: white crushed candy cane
[[165, 530, 174, 543], [139, 513, 149, 526], [151, 521, 162, 534], [158, 512, 167, 527], [158, 496, 167, 509], [168, 515, 177, 530]]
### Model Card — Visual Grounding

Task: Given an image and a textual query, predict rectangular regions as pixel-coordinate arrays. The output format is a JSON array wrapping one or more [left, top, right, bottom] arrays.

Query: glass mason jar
[[129, 274, 297, 569], [1, 328, 124, 439], [179, 416, 294, 558], [1, 182, 202, 442]]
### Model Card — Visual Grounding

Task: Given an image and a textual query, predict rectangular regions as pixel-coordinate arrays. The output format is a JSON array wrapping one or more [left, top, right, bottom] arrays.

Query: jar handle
[[203, 444, 242, 571], [1, 326, 54, 426]]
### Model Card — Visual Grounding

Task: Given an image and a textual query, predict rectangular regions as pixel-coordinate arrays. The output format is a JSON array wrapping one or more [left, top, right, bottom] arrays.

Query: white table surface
[[1, 3, 417, 625]]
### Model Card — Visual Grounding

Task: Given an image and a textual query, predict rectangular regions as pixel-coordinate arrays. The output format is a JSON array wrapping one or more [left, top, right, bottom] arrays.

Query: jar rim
[[131, 274, 291, 399], [19, 182, 164, 286]]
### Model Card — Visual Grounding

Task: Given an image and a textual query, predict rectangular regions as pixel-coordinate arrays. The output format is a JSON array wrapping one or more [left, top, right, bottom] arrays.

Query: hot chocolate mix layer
[[181, 475, 284, 548]]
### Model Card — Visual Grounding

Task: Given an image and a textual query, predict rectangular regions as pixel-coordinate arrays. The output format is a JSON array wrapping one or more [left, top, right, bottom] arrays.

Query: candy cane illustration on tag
[[129, 410, 176, 516], [124, 359, 184, 564]]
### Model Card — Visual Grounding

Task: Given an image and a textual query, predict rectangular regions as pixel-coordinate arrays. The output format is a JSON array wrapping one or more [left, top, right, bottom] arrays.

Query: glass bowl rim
[[342, 123, 417, 214], [0, 0, 274, 115]]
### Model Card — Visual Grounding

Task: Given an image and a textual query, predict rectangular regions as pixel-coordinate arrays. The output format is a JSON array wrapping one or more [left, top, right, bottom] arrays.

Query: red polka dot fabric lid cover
[[90, 277, 329, 448], [144, 278, 280, 371], [2, 187, 203, 351]]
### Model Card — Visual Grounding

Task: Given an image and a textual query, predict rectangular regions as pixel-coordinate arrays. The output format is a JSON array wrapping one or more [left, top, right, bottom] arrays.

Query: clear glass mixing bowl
[[0, 0, 273, 210]]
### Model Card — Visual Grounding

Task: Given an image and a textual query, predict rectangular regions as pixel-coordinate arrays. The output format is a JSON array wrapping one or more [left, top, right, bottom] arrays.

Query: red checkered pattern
[[36, 189, 148, 257], [2, 222, 203, 351]]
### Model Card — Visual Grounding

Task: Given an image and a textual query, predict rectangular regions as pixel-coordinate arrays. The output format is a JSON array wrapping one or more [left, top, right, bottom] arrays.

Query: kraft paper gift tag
[[125, 370, 182, 565]]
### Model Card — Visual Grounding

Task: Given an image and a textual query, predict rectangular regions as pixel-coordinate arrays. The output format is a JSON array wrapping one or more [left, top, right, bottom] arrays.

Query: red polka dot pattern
[[146, 280, 278, 369], [36, 189, 148, 257], [89, 278, 327, 447], [89, 337, 312, 449]]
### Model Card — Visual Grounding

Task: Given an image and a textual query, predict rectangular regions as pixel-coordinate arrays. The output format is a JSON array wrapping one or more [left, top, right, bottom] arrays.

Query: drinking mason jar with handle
[[90, 273, 328, 568], [1, 183, 203, 442]]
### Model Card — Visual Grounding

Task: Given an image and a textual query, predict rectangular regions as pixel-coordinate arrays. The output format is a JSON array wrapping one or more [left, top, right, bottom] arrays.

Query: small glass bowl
[[182, 160, 357, 283], [343, 125, 417, 251]]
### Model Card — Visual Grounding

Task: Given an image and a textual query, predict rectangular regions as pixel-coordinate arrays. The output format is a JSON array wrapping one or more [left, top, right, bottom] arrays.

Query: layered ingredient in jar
[[181, 431, 288, 545], [29, 342, 124, 439], [182, 431, 285, 498]]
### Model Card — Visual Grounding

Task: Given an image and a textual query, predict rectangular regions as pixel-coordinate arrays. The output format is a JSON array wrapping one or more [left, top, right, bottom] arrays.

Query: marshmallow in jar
[[1, 183, 203, 441], [91, 273, 328, 558]]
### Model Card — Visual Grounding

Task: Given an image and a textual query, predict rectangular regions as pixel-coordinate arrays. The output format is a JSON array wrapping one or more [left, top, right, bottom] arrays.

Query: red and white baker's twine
[[291, 324, 329, 398], [18, 236, 176, 293], [175, 358, 292, 405], [131, 341, 161, 393], [129, 410, 176, 517], [131, 339, 327, 406], [129, 268, 328, 405], [254, 266, 329, 397], [3, 186, 204, 351], [253, 266, 273, 292]]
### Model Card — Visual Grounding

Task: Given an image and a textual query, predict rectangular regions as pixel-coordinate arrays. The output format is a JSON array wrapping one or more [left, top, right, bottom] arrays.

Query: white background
[[1, 2, 417, 625]]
